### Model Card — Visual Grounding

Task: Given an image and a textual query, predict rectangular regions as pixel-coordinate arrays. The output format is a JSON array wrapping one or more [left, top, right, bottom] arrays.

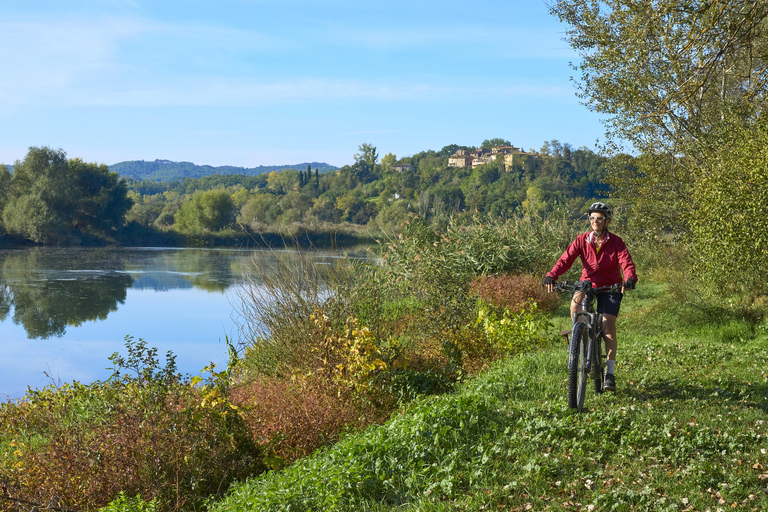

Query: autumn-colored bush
[[230, 375, 385, 464], [469, 273, 562, 314], [0, 338, 263, 512], [231, 306, 407, 464]]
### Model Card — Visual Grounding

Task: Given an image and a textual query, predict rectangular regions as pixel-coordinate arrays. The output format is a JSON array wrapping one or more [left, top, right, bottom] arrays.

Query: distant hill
[[110, 159, 339, 181]]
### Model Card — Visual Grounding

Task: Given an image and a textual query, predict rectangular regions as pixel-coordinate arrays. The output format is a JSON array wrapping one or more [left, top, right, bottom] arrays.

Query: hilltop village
[[447, 145, 533, 168]]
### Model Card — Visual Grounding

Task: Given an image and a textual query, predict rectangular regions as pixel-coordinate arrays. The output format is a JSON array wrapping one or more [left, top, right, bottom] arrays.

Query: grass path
[[211, 284, 768, 511]]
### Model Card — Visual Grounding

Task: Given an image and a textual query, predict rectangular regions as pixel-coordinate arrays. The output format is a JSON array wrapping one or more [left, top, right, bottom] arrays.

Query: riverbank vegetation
[[211, 287, 768, 511], [2, 209, 767, 511], [0, 213, 582, 510]]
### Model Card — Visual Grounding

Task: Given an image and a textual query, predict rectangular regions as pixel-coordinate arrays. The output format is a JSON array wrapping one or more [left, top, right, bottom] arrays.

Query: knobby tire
[[568, 322, 589, 411], [594, 331, 605, 395], [577, 327, 588, 412]]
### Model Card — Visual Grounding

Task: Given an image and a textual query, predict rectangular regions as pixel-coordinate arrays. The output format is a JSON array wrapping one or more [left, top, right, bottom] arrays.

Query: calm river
[[0, 246, 350, 400]]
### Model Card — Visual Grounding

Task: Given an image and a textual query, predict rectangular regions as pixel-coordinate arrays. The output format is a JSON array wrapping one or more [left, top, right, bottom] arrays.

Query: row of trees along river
[[0, 139, 615, 248]]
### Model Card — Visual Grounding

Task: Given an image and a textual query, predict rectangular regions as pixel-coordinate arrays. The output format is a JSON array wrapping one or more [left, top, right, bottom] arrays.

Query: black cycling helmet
[[587, 202, 612, 220]]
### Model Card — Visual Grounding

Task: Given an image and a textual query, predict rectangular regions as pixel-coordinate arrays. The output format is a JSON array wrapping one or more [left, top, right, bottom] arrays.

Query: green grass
[[209, 282, 768, 511]]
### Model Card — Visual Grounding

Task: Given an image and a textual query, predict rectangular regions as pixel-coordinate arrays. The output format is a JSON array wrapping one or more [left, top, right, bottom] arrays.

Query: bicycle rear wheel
[[593, 332, 605, 394], [567, 322, 589, 411]]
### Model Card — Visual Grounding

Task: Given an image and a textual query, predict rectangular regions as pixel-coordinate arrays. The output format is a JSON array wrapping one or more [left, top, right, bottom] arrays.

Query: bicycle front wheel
[[567, 322, 589, 411]]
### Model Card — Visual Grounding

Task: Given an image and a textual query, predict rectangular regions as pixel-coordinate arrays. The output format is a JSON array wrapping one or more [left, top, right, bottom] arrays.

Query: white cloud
[[0, 8, 575, 110], [0, 15, 292, 107], [0, 17, 147, 102], [52, 75, 572, 107]]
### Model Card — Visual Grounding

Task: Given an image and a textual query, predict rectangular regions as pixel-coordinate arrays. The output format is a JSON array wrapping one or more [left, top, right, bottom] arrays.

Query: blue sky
[[0, 0, 605, 168]]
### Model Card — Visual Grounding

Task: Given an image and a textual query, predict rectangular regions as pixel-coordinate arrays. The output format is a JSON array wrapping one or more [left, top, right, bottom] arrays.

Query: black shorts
[[597, 291, 623, 317], [575, 291, 623, 317]]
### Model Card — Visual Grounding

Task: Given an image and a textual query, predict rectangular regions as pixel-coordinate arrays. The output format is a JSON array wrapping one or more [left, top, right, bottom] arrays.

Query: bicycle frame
[[572, 291, 604, 378]]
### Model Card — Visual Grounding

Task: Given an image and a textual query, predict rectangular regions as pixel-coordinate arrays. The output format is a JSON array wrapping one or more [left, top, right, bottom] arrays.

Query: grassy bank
[[211, 281, 768, 511]]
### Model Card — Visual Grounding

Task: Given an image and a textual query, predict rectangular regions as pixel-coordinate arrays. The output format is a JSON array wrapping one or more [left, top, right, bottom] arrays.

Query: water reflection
[[2, 271, 132, 339], [0, 247, 250, 339]]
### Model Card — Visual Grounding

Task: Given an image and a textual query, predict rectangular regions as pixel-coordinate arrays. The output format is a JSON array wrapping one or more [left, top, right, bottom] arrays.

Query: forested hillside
[[110, 159, 338, 181], [122, 139, 619, 239], [0, 140, 621, 248]]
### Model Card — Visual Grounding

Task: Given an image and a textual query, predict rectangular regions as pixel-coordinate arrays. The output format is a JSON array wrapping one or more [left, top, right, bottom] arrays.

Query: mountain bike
[[554, 281, 623, 413]]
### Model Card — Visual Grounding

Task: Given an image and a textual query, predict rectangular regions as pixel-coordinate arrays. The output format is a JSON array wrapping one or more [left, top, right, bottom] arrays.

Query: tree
[[355, 143, 379, 170], [307, 195, 341, 223], [335, 192, 366, 222], [539, 140, 564, 158], [239, 193, 281, 226], [353, 143, 380, 184], [380, 153, 397, 172], [278, 191, 313, 224], [0, 165, 12, 233], [230, 187, 252, 209], [2, 147, 132, 243], [551, 0, 768, 288], [438, 144, 465, 157], [174, 190, 236, 234], [125, 194, 166, 227], [2, 194, 60, 243], [368, 199, 412, 234], [482, 138, 511, 149], [67, 158, 133, 237], [550, 0, 768, 155], [266, 169, 298, 194], [687, 114, 768, 285]]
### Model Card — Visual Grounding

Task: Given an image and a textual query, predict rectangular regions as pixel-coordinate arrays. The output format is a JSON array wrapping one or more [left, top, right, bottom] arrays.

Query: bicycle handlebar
[[552, 281, 623, 294]]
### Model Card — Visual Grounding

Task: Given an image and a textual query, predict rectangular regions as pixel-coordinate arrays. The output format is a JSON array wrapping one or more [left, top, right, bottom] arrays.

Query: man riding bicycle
[[541, 202, 637, 392]]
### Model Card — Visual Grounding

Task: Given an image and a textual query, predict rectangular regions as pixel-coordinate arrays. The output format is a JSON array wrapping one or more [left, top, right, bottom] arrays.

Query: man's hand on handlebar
[[541, 276, 555, 293]]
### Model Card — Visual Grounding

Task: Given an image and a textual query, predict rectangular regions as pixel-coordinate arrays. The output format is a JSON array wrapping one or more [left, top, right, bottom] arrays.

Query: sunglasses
[[589, 216, 606, 222]]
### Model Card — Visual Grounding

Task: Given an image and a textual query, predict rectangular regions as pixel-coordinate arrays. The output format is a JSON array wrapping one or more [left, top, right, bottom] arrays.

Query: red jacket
[[546, 231, 638, 288]]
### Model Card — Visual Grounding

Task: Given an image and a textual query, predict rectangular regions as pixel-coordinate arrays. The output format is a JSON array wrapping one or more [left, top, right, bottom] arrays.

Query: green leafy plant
[[98, 492, 159, 512], [475, 300, 554, 355]]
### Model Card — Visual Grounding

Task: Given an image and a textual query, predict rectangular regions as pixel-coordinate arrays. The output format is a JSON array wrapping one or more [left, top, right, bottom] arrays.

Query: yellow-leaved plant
[[475, 301, 553, 355], [310, 308, 387, 396]]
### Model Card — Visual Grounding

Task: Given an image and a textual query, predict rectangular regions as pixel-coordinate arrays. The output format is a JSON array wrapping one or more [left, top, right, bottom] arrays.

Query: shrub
[[234, 249, 360, 379], [469, 273, 562, 314], [0, 337, 263, 512], [174, 190, 236, 234], [376, 215, 577, 351], [379, 214, 579, 294], [474, 301, 554, 356], [229, 375, 383, 464]]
